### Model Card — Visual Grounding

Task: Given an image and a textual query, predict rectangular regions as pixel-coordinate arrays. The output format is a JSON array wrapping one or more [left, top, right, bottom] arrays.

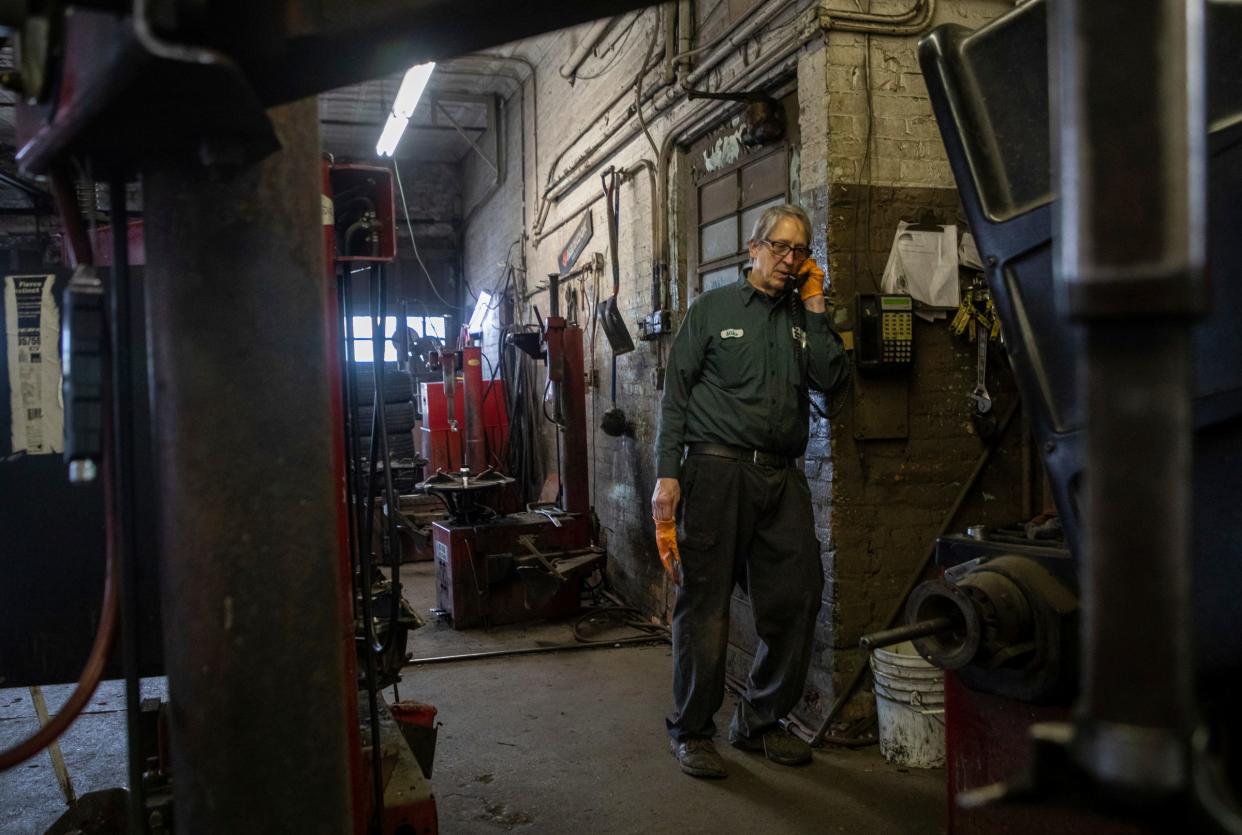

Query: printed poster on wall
[[4, 274, 63, 456]]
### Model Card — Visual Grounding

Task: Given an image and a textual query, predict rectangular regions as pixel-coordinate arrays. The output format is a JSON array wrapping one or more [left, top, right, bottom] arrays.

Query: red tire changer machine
[[423, 274, 605, 629]]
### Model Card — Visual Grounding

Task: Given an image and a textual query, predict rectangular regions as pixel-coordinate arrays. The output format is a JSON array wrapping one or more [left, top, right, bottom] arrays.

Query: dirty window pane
[[701, 216, 739, 262], [740, 197, 786, 243], [701, 265, 738, 293], [740, 151, 786, 207], [699, 175, 738, 224]]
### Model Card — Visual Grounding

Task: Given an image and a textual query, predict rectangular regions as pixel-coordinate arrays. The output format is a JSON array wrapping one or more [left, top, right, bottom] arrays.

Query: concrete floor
[[1, 562, 946, 834], [0, 679, 167, 835]]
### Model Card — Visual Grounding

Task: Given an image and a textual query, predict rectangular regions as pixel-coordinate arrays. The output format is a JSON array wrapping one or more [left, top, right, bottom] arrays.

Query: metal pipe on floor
[[143, 98, 353, 832], [404, 635, 668, 667]]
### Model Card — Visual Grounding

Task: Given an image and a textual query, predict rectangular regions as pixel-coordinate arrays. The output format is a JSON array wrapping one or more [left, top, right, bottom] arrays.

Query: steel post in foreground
[[1054, 0, 1204, 792], [143, 99, 353, 832]]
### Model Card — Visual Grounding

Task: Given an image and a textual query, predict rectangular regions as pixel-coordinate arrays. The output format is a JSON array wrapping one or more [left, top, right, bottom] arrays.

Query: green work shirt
[[655, 273, 849, 480]]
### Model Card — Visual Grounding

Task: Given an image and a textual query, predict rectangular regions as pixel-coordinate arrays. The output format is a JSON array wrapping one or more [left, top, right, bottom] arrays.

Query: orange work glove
[[653, 517, 683, 586], [797, 257, 825, 302]]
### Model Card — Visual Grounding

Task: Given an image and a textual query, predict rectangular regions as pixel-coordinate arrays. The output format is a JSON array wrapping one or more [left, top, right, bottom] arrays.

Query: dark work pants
[[666, 453, 824, 742]]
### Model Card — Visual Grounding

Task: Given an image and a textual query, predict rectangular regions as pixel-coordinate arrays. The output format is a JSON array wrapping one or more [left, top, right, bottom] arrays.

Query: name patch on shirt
[[720, 328, 744, 339]]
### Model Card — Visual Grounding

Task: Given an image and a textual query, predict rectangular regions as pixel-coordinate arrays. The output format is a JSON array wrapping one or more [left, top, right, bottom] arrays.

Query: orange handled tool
[[653, 517, 683, 586]]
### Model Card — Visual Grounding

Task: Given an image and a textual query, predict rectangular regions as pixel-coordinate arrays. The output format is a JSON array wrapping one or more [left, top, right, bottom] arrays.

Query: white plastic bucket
[[870, 640, 945, 768]]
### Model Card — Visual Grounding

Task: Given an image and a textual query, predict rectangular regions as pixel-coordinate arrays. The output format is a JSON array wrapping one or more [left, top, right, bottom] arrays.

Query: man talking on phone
[[652, 204, 849, 778]]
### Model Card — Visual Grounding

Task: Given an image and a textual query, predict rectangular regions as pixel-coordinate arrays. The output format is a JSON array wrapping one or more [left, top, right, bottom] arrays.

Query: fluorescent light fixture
[[467, 291, 493, 333], [376, 62, 436, 157]]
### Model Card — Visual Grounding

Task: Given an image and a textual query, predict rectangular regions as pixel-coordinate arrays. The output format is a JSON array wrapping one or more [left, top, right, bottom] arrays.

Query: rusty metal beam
[[142, 98, 354, 833]]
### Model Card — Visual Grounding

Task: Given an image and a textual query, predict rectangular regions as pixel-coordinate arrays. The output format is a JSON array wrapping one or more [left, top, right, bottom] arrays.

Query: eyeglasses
[[760, 239, 812, 262]]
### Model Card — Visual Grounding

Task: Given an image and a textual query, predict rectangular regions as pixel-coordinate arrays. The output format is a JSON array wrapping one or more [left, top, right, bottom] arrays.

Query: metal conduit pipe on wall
[[535, 0, 798, 236], [819, 0, 928, 26], [461, 94, 505, 230], [663, 2, 679, 85], [472, 52, 540, 184], [545, 14, 811, 208], [671, 0, 796, 81], [536, 16, 808, 320], [817, 0, 935, 36], [533, 3, 669, 234], [560, 17, 616, 80], [471, 52, 540, 246], [653, 46, 804, 303], [531, 159, 655, 251], [533, 48, 670, 236], [675, 0, 693, 86], [626, 158, 661, 309], [535, 0, 938, 301]]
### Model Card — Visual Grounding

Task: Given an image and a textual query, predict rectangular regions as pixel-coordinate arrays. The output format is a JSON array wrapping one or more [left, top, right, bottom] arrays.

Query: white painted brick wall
[[821, 0, 1014, 189]]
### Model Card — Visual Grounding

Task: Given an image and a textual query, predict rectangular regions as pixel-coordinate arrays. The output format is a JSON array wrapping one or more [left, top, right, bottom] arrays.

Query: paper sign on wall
[[880, 222, 960, 309], [4, 274, 63, 456]]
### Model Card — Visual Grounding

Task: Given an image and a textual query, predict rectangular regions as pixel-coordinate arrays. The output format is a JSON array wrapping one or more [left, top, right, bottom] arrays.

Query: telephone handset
[[785, 269, 809, 292]]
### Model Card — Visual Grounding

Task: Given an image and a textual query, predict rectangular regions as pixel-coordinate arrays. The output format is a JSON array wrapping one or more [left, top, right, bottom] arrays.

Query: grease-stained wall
[[460, 0, 1028, 729]]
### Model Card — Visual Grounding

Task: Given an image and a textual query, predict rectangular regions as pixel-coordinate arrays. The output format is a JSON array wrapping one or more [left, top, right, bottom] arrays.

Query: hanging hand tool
[[971, 334, 992, 415], [597, 167, 633, 437], [595, 167, 635, 356], [600, 353, 632, 437]]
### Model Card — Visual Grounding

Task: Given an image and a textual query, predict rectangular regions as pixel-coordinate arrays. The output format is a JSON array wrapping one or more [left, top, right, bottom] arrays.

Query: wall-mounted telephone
[[856, 293, 913, 372]]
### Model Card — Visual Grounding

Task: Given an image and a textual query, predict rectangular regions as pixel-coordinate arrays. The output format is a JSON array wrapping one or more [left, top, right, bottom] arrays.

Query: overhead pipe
[[534, 5, 668, 232], [559, 17, 616, 81], [461, 94, 506, 230], [534, 47, 670, 235], [541, 0, 935, 312], [817, 0, 936, 36], [552, 12, 813, 250], [662, 2, 679, 86], [675, 0, 693, 87], [541, 2, 807, 209], [538, 0, 936, 226], [532, 191, 608, 246], [535, 13, 810, 324], [626, 159, 661, 311], [535, 0, 805, 236], [534, 44, 795, 250], [671, 0, 796, 82], [819, 0, 927, 26], [457, 52, 540, 246]]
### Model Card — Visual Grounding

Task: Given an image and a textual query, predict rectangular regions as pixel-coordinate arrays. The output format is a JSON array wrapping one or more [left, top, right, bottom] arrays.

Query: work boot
[[669, 737, 728, 779], [729, 728, 813, 766]]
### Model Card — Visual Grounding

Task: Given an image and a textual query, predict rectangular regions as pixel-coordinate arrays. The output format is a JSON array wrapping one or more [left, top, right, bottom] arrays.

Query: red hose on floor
[[0, 545, 118, 770]]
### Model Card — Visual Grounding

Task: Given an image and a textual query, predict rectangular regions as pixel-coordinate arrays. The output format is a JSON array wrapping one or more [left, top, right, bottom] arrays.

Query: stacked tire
[[352, 362, 417, 461]]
